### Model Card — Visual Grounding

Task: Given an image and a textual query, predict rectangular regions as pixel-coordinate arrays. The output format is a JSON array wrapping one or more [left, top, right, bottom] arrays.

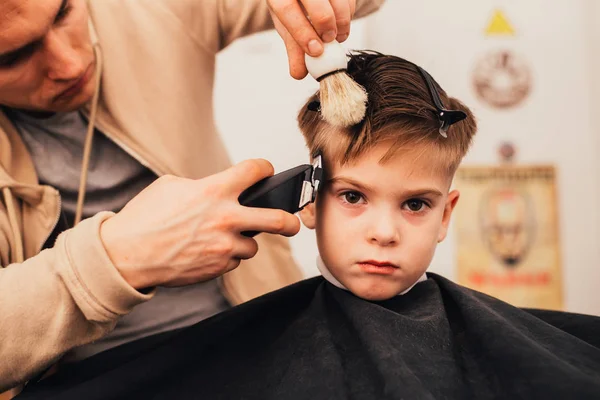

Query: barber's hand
[[100, 159, 301, 290], [268, 0, 356, 79]]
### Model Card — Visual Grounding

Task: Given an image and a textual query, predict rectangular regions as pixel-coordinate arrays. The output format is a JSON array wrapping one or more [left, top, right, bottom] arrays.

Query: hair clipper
[[238, 155, 323, 237]]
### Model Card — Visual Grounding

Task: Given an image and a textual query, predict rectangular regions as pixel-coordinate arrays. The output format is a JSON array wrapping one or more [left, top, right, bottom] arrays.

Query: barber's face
[[0, 0, 95, 113]]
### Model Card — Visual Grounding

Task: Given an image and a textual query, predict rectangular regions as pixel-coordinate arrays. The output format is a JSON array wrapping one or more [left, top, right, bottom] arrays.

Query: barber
[[0, 0, 385, 392]]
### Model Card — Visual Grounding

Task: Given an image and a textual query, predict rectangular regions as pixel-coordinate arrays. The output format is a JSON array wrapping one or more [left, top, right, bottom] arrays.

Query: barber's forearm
[[0, 213, 153, 391], [214, 0, 387, 52], [217, 0, 274, 50], [166, 0, 386, 55], [354, 0, 386, 18]]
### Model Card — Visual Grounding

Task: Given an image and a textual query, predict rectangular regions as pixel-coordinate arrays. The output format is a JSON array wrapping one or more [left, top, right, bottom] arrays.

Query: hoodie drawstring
[[74, 44, 102, 226], [2, 187, 24, 263]]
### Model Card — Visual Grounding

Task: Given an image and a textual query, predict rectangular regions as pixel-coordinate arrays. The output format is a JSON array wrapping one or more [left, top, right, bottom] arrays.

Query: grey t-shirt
[[10, 109, 230, 361]]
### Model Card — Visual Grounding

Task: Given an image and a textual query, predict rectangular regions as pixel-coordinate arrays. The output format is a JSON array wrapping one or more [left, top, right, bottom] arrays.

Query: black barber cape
[[17, 274, 600, 399]]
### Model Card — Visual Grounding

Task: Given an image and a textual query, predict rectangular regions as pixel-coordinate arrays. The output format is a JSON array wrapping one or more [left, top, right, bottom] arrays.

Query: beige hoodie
[[0, 0, 385, 392]]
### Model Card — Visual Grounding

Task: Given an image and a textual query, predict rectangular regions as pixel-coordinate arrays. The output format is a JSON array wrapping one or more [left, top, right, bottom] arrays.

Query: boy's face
[[301, 142, 460, 301]]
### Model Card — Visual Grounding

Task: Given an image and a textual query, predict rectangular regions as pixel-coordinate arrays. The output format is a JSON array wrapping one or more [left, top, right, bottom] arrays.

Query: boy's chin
[[355, 291, 398, 301], [345, 280, 407, 301]]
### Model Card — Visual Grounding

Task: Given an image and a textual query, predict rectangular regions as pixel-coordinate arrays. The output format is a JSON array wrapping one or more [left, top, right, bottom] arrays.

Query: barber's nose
[[44, 31, 85, 81], [367, 209, 399, 247]]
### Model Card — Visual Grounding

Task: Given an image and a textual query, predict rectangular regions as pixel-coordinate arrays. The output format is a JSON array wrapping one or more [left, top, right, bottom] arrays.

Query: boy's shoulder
[[427, 271, 600, 347]]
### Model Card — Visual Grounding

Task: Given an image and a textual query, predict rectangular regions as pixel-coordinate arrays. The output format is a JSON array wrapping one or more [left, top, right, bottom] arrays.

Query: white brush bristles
[[319, 72, 367, 127], [305, 41, 368, 127]]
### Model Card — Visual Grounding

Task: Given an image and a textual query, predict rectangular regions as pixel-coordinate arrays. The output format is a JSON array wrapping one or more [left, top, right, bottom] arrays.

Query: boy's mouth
[[357, 260, 399, 275]]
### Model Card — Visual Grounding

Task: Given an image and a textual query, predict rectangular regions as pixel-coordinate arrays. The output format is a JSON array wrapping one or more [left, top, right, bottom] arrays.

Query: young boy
[[17, 52, 600, 400], [296, 50, 476, 302]]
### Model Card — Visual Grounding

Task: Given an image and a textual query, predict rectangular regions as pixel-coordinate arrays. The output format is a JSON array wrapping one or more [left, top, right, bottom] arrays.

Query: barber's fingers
[[299, 0, 337, 42], [232, 236, 260, 260], [224, 258, 242, 274], [271, 12, 309, 79], [329, 0, 352, 42], [348, 0, 356, 17], [268, 0, 324, 57], [216, 159, 275, 196], [237, 207, 301, 237]]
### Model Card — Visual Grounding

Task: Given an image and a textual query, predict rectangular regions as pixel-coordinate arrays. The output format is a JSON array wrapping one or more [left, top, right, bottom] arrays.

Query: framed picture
[[454, 165, 563, 309]]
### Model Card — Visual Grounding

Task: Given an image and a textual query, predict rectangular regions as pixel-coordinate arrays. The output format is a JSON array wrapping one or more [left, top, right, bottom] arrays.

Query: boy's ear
[[299, 203, 316, 230], [437, 190, 460, 243]]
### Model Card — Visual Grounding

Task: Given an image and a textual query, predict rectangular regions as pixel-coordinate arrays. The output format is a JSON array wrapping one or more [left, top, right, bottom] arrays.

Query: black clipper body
[[238, 156, 323, 237]]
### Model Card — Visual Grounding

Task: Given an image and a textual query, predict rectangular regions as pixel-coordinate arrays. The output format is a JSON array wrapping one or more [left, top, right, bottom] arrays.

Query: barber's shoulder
[[88, 0, 222, 55]]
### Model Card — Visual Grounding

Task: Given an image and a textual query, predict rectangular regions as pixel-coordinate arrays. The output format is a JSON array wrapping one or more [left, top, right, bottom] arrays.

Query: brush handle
[[305, 40, 348, 81]]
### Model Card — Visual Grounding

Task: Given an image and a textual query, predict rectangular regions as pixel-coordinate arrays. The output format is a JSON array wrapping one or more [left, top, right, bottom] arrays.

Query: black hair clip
[[307, 100, 321, 112], [416, 66, 467, 138]]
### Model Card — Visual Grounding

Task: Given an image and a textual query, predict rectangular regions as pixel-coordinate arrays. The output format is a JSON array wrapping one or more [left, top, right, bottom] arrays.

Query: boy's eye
[[0, 1, 71, 69], [341, 191, 365, 205], [404, 199, 427, 212]]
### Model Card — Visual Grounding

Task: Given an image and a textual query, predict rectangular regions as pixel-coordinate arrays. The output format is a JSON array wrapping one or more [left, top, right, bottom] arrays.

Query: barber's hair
[[298, 51, 477, 175]]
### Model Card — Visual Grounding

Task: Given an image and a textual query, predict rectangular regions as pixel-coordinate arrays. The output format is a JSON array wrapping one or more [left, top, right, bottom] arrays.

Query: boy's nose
[[367, 211, 399, 247]]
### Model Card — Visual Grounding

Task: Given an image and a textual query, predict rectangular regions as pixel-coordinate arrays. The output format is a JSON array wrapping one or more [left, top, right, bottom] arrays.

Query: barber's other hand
[[268, 0, 356, 79], [100, 159, 301, 290]]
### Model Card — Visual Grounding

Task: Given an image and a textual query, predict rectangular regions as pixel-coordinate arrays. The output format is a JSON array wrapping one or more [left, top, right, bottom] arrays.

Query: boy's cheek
[[328, 196, 366, 220]]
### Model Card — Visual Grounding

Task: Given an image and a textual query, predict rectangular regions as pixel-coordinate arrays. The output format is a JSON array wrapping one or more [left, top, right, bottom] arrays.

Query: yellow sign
[[485, 9, 516, 36], [454, 165, 563, 310]]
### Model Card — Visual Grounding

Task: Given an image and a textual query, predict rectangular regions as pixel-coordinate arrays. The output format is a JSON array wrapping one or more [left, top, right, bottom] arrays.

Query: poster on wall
[[453, 165, 563, 310]]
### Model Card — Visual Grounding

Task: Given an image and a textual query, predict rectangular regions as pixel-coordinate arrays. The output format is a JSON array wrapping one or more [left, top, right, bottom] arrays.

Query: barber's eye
[[56, 2, 72, 22], [0, 45, 36, 68], [342, 191, 364, 204], [0, 55, 20, 68], [405, 199, 426, 212]]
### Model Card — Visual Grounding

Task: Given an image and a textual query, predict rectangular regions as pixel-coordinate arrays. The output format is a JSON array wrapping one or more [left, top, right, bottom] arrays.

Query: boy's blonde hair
[[298, 51, 477, 175]]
